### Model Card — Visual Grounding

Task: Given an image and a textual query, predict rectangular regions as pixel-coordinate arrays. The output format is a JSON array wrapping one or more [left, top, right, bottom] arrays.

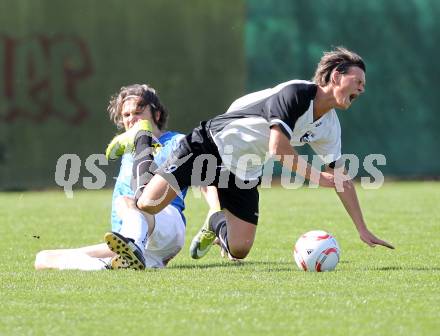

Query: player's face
[[121, 97, 153, 130], [333, 66, 366, 110]]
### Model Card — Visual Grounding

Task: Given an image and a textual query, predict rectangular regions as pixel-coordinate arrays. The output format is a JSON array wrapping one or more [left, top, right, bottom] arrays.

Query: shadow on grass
[[368, 266, 440, 272], [169, 260, 294, 271]]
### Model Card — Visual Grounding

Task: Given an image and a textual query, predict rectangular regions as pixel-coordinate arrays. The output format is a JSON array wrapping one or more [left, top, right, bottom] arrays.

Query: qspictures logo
[[54, 150, 387, 199], [0, 34, 93, 124]]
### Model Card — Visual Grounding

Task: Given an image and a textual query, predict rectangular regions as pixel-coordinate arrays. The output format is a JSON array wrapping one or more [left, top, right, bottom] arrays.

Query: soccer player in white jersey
[[35, 84, 217, 270], [106, 47, 394, 268]]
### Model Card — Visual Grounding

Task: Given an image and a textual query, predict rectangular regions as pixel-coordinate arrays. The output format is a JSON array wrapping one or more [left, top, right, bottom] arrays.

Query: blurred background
[[0, 0, 439, 190]]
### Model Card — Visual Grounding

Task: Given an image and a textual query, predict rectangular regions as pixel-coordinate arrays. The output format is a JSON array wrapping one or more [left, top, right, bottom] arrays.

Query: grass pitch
[[1, 182, 439, 335]]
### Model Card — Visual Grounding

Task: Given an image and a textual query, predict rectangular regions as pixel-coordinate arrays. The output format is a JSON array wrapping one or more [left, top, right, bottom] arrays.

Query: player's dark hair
[[313, 47, 366, 86], [107, 84, 168, 130]]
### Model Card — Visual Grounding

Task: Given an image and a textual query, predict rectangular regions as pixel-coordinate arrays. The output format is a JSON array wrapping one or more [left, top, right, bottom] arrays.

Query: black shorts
[[156, 122, 260, 225]]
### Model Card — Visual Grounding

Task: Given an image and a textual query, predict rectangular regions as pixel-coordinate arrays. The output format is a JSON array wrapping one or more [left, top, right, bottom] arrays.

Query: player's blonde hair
[[107, 84, 168, 130], [313, 47, 366, 86]]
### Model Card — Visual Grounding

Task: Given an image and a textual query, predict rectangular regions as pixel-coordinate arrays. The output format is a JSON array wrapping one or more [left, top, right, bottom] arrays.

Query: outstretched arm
[[269, 126, 335, 187], [269, 125, 394, 249], [327, 165, 394, 249]]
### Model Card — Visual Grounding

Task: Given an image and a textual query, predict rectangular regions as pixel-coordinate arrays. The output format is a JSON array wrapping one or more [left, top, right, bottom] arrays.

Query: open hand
[[359, 228, 395, 249]]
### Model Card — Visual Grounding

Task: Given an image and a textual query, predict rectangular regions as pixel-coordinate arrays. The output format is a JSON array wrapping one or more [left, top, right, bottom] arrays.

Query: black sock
[[131, 131, 156, 200], [209, 211, 231, 255]]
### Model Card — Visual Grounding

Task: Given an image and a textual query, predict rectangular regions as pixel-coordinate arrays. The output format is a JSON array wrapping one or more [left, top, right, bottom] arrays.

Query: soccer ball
[[293, 230, 340, 272]]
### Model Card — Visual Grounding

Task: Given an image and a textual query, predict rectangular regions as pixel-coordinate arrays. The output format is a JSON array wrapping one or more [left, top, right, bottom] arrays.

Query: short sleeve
[[266, 83, 316, 140], [267, 85, 299, 139]]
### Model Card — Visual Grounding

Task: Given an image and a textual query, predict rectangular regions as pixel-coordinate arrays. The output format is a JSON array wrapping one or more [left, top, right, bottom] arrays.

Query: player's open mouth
[[349, 94, 358, 102]]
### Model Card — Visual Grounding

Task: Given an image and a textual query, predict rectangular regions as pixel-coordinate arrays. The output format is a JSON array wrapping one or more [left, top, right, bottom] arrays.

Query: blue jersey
[[111, 131, 187, 232]]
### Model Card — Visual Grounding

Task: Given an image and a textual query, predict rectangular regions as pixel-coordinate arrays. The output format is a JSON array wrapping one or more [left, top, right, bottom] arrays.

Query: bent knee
[[228, 245, 251, 260], [136, 198, 162, 215]]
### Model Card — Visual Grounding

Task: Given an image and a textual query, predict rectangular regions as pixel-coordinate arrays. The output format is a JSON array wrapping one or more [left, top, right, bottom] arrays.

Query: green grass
[[1, 182, 439, 335]]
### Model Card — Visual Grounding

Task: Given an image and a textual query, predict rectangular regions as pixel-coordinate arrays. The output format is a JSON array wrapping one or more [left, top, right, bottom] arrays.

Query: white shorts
[[143, 205, 185, 268]]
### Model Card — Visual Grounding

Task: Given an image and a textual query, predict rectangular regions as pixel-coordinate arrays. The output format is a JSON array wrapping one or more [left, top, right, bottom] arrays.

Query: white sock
[[118, 208, 149, 249], [57, 252, 110, 271]]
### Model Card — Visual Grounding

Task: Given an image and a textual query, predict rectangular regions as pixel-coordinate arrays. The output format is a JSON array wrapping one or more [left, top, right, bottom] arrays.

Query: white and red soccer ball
[[293, 230, 340, 272]]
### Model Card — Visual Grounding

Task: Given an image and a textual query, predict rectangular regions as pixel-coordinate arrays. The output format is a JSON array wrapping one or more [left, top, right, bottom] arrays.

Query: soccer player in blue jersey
[[35, 84, 209, 270]]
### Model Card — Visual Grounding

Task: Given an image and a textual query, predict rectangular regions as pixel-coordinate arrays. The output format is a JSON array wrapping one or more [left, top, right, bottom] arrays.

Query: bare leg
[[75, 243, 114, 258], [200, 187, 256, 259], [136, 174, 178, 214], [200, 186, 221, 211], [35, 243, 114, 270], [190, 188, 256, 260], [222, 209, 256, 259]]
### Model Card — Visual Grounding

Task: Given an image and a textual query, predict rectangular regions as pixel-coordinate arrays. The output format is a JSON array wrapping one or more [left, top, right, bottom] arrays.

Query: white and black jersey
[[206, 80, 341, 180]]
